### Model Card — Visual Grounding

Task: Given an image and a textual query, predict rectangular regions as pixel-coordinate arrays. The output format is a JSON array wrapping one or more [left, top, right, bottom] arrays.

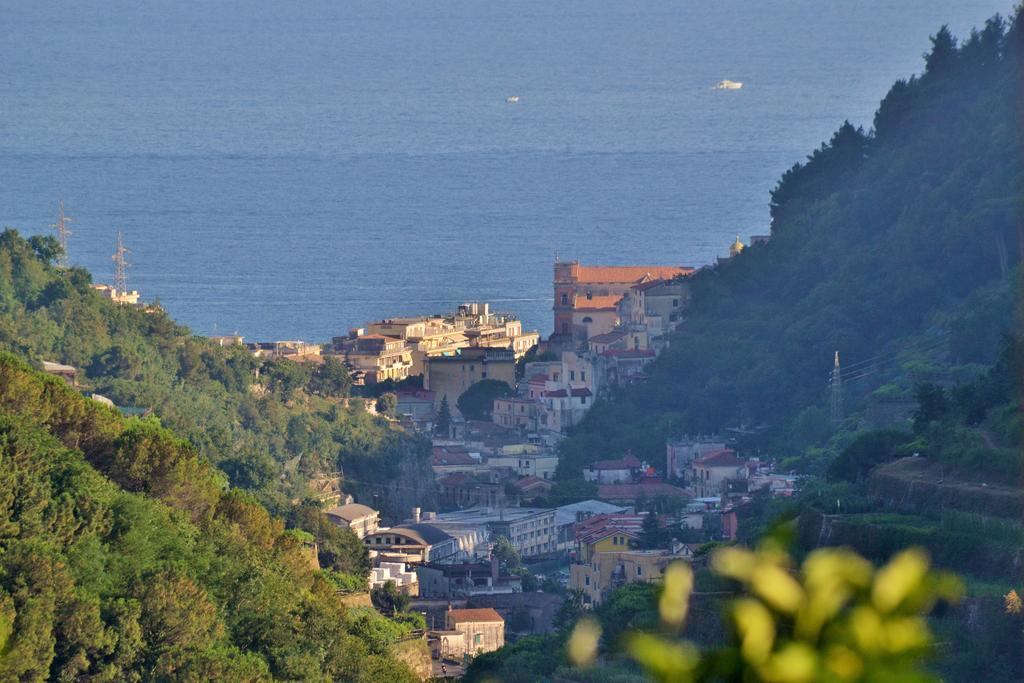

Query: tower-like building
[[553, 260, 693, 339]]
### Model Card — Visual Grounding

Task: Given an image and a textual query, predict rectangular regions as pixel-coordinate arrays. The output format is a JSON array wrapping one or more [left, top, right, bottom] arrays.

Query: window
[[673, 298, 679, 307], [581, 395, 587, 404], [586, 290, 593, 300], [570, 370, 575, 381], [581, 371, 586, 381], [581, 316, 593, 324], [482, 371, 487, 378], [585, 575, 590, 586], [474, 633, 482, 645], [561, 322, 569, 334], [637, 566, 643, 577], [561, 293, 568, 306]]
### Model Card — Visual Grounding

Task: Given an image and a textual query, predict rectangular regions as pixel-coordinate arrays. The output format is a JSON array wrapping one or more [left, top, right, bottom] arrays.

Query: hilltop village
[[193, 236, 791, 668], [43, 234, 793, 672]]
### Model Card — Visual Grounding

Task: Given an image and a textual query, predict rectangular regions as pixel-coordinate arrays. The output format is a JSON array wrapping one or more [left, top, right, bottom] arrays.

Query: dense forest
[[0, 228, 435, 521], [557, 12, 1022, 481], [0, 354, 421, 681]]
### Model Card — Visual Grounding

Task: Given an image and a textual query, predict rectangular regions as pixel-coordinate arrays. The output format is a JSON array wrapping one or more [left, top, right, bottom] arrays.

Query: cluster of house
[[326, 429, 796, 606], [331, 302, 539, 390]]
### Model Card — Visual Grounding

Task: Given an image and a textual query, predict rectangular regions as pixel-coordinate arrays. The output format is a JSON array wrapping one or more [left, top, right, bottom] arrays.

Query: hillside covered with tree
[[558, 12, 1022, 481], [516, 11, 1024, 682], [0, 354, 420, 681], [0, 228, 435, 521]]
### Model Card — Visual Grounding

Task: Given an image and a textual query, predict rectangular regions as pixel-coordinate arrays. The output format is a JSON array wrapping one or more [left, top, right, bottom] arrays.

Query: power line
[[830, 351, 842, 426], [113, 231, 130, 294], [838, 333, 950, 376], [49, 200, 72, 268]]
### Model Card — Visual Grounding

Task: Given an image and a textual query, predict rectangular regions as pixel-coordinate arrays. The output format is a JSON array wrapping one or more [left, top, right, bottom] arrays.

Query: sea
[[1, 0, 1013, 341]]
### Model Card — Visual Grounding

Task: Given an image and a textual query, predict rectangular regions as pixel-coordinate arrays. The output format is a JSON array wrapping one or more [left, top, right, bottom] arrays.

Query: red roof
[[566, 264, 693, 284], [570, 387, 592, 397], [448, 608, 504, 624], [573, 294, 622, 311], [589, 454, 641, 471], [514, 476, 554, 491], [529, 374, 549, 384], [432, 447, 477, 466], [542, 389, 568, 398], [575, 513, 647, 544], [438, 473, 474, 487], [694, 449, 744, 468], [598, 483, 692, 501]]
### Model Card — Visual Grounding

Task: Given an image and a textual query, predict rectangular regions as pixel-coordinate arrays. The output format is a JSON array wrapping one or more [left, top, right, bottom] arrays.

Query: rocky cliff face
[[344, 433, 438, 525]]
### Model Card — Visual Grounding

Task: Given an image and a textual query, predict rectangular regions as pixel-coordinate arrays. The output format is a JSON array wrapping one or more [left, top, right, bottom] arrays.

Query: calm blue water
[[1, 0, 1012, 340]]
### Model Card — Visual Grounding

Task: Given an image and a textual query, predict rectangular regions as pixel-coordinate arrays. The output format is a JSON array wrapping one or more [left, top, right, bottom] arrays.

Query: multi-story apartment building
[[492, 396, 541, 431], [432, 507, 559, 559], [335, 302, 538, 386], [344, 334, 414, 384], [568, 513, 685, 605]]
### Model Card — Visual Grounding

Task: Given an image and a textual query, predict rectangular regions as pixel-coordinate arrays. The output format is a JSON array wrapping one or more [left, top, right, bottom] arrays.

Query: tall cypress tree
[[436, 395, 452, 436]]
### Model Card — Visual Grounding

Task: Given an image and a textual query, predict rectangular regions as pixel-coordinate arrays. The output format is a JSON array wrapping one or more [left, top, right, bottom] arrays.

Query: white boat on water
[[714, 80, 743, 90], [506, 95, 520, 103]]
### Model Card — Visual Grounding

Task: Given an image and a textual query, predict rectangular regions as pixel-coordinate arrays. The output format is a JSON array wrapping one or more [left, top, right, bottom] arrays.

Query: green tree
[[310, 355, 352, 398], [912, 383, 950, 434], [371, 581, 411, 614], [456, 379, 512, 421], [826, 429, 917, 483], [491, 536, 522, 570], [375, 392, 398, 418], [435, 395, 452, 436], [639, 512, 665, 550]]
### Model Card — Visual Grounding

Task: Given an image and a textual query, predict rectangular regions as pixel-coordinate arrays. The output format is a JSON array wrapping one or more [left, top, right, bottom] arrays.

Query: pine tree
[[436, 395, 452, 436], [639, 512, 663, 550]]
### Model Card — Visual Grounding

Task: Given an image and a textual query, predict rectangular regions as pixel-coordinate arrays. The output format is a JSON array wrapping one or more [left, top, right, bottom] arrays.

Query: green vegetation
[[435, 395, 452, 436], [0, 228, 434, 519], [467, 542, 966, 683], [481, 11, 1024, 682], [557, 13, 1022, 479], [456, 379, 513, 420], [0, 353, 417, 681]]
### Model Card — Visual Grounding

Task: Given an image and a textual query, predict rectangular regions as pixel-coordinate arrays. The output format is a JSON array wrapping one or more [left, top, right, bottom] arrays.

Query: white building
[[666, 439, 728, 480], [371, 561, 419, 595]]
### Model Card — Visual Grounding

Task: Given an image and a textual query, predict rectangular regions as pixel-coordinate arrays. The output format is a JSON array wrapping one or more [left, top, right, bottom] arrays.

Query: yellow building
[[568, 512, 686, 605], [345, 335, 414, 384], [325, 503, 380, 539], [570, 550, 681, 606], [433, 607, 505, 661], [347, 303, 538, 378], [424, 348, 517, 412]]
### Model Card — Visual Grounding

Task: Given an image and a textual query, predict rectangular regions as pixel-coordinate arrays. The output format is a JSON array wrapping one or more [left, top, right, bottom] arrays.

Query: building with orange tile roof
[[432, 607, 505, 660], [553, 260, 693, 339]]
